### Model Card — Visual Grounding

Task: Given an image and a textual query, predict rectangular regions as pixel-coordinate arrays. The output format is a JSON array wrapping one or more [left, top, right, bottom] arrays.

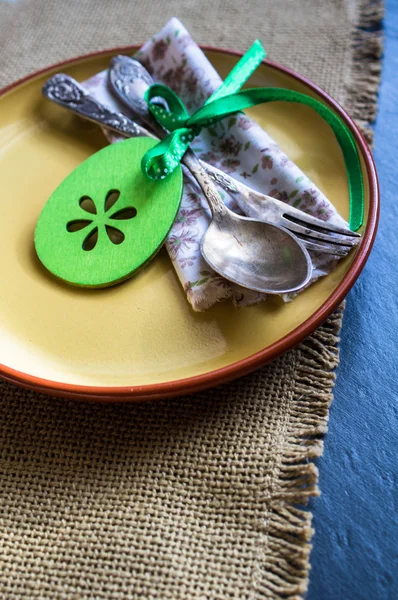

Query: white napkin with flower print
[[84, 17, 350, 311]]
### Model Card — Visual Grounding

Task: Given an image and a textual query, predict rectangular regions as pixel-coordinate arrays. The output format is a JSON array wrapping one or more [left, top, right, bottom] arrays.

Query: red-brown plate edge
[[0, 45, 379, 401]]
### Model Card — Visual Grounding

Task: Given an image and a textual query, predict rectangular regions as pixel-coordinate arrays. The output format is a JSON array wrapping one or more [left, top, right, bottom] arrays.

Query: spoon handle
[[182, 150, 226, 215], [108, 65, 228, 217], [42, 74, 158, 140], [43, 74, 227, 218]]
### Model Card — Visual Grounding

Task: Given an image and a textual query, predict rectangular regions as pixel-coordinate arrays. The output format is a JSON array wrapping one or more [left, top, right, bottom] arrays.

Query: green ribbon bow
[[142, 40, 364, 231]]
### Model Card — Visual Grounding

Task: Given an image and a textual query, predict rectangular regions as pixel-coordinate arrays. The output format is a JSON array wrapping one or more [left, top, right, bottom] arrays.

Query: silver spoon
[[43, 74, 312, 295], [108, 55, 360, 256]]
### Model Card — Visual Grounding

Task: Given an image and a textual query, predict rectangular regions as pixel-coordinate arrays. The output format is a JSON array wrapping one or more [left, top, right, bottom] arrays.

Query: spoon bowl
[[202, 209, 311, 293]]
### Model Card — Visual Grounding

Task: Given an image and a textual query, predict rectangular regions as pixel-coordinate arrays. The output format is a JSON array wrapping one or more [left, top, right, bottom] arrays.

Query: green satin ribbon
[[142, 41, 364, 231]]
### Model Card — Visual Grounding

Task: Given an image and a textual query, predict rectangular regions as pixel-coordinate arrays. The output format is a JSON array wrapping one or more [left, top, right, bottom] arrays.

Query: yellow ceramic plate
[[0, 47, 378, 401]]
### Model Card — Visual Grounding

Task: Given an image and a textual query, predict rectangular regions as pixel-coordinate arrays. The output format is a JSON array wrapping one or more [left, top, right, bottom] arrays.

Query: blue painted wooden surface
[[308, 1, 398, 598]]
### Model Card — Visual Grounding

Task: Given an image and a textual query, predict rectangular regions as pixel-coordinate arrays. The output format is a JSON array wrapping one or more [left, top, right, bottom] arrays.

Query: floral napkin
[[84, 17, 351, 311]]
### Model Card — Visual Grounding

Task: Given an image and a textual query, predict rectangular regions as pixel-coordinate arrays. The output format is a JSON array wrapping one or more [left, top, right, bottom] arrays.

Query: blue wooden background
[[308, 1, 398, 598]]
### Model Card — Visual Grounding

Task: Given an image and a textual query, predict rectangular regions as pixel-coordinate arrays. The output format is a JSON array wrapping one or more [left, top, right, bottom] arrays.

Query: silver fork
[[43, 73, 360, 256], [201, 165, 359, 256]]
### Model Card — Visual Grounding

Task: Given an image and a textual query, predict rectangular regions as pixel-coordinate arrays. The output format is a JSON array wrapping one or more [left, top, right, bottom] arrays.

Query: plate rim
[[0, 45, 379, 401]]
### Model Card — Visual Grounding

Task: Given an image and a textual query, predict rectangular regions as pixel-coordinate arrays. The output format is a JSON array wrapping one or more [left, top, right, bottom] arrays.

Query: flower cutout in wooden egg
[[66, 191, 137, 252]]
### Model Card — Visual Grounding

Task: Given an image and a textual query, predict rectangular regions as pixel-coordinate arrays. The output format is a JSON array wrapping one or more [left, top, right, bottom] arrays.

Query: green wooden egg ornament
[[35, 137, 183, 287]]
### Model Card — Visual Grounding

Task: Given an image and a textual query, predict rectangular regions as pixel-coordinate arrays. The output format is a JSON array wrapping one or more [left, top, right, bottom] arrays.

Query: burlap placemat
[[0, 1, 383, 598]]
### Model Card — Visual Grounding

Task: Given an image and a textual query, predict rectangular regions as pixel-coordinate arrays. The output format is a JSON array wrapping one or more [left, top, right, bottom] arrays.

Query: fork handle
[[42, 74, 158, 140]]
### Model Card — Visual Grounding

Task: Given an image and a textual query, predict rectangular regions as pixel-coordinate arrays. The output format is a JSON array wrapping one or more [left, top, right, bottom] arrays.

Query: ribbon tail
[[207, 40, 266, 102], [142, 129, 190, 180]]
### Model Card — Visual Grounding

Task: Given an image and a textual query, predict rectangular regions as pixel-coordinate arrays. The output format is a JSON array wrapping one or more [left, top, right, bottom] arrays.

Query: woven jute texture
[[0, 1, 383, 599]]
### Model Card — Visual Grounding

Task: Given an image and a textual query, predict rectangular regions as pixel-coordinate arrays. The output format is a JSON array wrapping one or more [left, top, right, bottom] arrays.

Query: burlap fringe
[[253, 306, 342, 599], [348, 0, 384, 144]]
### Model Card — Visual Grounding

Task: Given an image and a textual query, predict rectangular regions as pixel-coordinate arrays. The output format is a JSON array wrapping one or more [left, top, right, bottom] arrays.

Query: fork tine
[[282, 210, 361, 237], [296, 237, 353, 256], [295, 233, 352, 256], [282, 218, 359, 247]]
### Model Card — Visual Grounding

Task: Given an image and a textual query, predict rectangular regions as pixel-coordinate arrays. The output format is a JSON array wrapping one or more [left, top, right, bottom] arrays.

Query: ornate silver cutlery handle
[[42, 74, 156, 140]]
